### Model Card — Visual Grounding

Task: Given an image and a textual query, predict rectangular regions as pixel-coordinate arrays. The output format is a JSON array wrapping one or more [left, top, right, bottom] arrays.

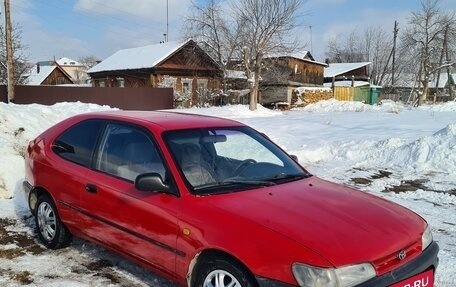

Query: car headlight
[[292, 262, 376, 287], [422, 224, 433, 251]]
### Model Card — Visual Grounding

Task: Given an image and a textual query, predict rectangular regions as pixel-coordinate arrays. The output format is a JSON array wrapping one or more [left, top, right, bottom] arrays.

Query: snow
[[295, 86, 332, 93], [324, 62, 371, 78], [24, 66, 57, 85], [0, 100, 455, 286], [428, 73, 455, 89], [56, 57, 82, 66], [88, 40, 191, 74], [323, 80, 371, 87]]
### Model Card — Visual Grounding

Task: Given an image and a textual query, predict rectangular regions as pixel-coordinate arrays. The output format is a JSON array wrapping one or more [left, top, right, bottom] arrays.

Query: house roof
[[323, 80, 372, 88], [428, 72, 455, 89], [268, 51, 313, 60], [25, 66, 57, 85], [324, 62, 371, 78], [266, 51, 327, 66], [57, 57, 82, 66], [226, 70, 247, 79], [88, 40, 193, 74]]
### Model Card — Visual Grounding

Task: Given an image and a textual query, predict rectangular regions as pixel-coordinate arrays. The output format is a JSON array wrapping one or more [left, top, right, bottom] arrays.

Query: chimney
[[325, 58, 330, 66], [37, 63, 40, 74]]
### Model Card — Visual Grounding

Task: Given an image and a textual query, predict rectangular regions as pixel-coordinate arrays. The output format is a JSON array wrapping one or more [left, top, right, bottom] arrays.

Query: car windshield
[[163, 126, 310, 195]]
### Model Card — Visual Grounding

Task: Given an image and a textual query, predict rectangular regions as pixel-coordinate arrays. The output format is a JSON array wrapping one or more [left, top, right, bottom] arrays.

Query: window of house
[[117, 77, 125, 87], [52, 120, 103, 167], [183, 82, 190, 93], [197, 79, 208, 91], [99, 80, 105, 87]]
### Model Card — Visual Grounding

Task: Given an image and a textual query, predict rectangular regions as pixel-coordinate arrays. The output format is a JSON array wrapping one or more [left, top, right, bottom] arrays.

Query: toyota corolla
[[23, 111, 438, 287]]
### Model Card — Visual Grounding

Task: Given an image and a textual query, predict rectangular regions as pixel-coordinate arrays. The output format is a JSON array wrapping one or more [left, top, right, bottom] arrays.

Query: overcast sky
[[4, 0, 456, 63]]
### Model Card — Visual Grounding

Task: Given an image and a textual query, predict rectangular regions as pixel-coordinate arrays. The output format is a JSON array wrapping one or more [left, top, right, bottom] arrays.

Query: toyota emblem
[[398, 250, 407, 260]]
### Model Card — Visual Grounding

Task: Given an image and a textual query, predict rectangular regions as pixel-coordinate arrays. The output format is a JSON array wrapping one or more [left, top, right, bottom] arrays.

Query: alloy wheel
[[37, 202, 57, 241], [203, 269, 242, 287]]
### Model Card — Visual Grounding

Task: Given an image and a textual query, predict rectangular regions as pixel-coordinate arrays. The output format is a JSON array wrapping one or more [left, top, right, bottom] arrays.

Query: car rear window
[[52, 120, 103, 167]]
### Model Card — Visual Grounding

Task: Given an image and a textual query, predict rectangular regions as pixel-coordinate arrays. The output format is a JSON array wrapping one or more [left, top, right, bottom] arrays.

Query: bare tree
[[77, 55, 99, 69], [326, 31, 364, 63], [400, 0, 450, 105], [0, 24, 31, 85], [183, 0, 241, 92], [183, 0, 306, 110], [326, 26, 393, 85], [233, 0, 305, 110], [433, 13, 456, 101]]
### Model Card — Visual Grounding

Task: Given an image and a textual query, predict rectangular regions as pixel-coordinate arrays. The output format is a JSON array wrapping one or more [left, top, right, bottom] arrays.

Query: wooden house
[[56, 57, 89, 84], [324, 62, 371, 83], [428, 72, 455, 100], [323, 62, 381, 104], [88, 40, 223, 107], [260, 52, 328, 107], [25, 63, 74, 86]]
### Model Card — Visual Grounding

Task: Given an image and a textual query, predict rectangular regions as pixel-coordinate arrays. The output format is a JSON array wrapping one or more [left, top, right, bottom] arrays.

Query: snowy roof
[[25, 66, 57, 85], [57, 57, 82, 66], [88, 40, 192, 74], [324, 62, 371, 78], [226, 70, 247, 79], [266, 51, 327, 66], [323, 80, 372, 88], [268, 51, 313, 60], [428, 73, 455, 89]]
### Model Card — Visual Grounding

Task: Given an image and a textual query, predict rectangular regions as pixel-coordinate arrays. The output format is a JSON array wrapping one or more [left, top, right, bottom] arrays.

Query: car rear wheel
[[194, 257, 256, 287], [35, 194, 71, 249]]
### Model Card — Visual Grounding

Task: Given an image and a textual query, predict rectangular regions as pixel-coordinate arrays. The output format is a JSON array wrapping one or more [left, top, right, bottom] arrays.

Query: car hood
[[206, 176, 425, 267]]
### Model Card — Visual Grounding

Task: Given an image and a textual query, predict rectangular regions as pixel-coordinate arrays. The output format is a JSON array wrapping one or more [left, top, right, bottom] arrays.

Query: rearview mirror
[[135, 173, 172, 193], [200, 134, 227, 143]]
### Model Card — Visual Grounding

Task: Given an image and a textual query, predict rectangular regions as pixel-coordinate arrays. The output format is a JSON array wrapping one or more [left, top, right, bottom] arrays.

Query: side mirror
[[135, 173, 172, 193]]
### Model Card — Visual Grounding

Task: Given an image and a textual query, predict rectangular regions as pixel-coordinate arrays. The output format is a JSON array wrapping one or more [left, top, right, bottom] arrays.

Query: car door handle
[[85, 183, 98, 193]]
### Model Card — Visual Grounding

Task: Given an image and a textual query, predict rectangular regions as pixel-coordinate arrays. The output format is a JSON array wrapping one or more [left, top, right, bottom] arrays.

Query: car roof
[[78, 110, 244, 131]]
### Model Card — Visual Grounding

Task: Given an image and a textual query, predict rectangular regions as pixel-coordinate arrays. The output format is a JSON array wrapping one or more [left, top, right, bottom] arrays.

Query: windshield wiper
[[269, 173, 308, 183], [221, 179, 276, 186], [193, 179, 276, 193]]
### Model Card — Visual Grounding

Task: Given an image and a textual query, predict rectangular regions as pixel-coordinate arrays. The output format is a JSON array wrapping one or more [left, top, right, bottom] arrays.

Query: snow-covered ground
[[0, 99, 455, 286]]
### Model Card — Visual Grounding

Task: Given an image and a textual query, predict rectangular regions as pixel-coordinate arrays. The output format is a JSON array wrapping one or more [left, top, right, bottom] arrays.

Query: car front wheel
[[195, 257, 256, 287], [35, 194, 71, 249]]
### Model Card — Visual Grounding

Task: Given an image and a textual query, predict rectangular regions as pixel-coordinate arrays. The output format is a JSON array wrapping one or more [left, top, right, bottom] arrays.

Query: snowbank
[[297, 99, 404, 113], [174, 104, 283, 118], [374, 123, 456, 173], [0, 102, 113, 199]]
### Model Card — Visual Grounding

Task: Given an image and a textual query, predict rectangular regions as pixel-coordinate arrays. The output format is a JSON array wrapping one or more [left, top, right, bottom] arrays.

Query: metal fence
[[0, 85, 174, 110]]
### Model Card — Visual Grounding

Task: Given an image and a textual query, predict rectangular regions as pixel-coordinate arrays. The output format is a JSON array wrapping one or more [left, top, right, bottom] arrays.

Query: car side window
[[96, 123, 166, 182], [52, 120, 103, 167]]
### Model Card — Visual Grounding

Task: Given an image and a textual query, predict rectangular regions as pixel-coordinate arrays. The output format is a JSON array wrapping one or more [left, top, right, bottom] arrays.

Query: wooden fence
[[0, 85, 174, 110], [333, 86, 372, 103]]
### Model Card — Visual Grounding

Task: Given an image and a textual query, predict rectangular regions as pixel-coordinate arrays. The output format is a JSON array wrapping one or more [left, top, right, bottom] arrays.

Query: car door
[[78, 122, 182, 277], [48, 119, 104, 227]]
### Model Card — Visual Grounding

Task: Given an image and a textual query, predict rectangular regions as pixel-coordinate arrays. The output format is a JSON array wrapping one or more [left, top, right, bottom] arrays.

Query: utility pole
[[166, 0, 169, 42], [391, 21, 399, 88], [309, 25, 313, 54], [4, 0, 14, 103]]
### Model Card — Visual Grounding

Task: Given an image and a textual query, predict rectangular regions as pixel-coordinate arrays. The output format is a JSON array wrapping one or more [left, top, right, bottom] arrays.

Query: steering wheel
[[232, 159, 256, 176]]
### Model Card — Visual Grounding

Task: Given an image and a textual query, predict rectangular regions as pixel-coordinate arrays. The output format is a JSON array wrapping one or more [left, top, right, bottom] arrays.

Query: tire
[[35, 194, 72, 249], [194, 257, 256, 287]]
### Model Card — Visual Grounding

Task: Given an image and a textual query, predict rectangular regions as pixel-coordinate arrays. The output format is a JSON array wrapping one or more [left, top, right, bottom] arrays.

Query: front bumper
[[256, 241, 439, 287]]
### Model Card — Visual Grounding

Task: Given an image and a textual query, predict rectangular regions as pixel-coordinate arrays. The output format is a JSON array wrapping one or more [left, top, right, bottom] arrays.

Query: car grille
[[373, 241, 421, 275]]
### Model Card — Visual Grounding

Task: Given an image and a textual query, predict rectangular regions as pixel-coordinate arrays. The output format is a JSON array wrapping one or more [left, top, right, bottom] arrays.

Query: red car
[[24, 111, 438, 287]]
